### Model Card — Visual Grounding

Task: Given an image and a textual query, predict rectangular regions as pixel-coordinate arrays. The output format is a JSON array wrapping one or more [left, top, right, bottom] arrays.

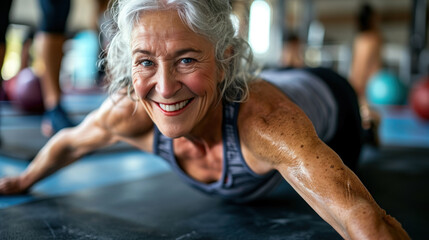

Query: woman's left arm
[[275, 138, 409, 240], [240, 82, 409, 239]]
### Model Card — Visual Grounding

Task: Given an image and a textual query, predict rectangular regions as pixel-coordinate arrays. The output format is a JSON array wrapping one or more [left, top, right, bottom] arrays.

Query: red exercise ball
[[11, 68, 45, 113], [410, 77, 429, 121]]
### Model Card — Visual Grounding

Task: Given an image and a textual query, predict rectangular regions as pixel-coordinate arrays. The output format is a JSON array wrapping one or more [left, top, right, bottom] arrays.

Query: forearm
[[321, 174, 410, 240], [345, 203, 410, 240], [279, 158, 409, 240], [19, 130, 84, 190]]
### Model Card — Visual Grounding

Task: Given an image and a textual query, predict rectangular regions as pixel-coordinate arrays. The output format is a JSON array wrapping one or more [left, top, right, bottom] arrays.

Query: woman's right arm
[[0, 94, 152, 195]]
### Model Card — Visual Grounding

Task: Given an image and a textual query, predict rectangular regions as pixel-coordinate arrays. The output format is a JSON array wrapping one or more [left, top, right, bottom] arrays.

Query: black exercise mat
[[0, 173, 341, 240], [1, 146, 428, 239]]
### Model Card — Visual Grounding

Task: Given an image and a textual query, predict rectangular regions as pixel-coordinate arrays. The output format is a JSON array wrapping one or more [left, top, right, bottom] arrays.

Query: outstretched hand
[[0, 176, 27, 195]]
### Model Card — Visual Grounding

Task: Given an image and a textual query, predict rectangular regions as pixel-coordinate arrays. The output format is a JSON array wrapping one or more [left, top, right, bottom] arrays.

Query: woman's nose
[[155, 64, 181, 99]]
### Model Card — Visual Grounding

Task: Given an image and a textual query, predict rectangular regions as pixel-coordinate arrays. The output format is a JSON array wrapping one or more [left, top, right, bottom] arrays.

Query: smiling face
[[131, 10, 223, 138]]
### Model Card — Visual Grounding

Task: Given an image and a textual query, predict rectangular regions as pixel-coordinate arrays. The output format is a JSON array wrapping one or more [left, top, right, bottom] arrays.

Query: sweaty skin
[[239, 81, 408, 239], [0, 10, 409, 240]]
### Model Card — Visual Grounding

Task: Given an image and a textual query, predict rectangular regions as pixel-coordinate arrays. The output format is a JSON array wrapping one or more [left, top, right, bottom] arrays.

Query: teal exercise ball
[[366, 71, 406, 105]]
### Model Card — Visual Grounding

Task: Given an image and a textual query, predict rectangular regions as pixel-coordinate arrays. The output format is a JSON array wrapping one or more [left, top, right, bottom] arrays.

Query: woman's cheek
[[132, 73, 150, 98], [183, 72, 217, 96]]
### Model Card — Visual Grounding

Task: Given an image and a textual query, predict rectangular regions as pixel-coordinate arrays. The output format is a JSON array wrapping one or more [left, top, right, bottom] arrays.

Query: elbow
[[47, 127, 83, 159]]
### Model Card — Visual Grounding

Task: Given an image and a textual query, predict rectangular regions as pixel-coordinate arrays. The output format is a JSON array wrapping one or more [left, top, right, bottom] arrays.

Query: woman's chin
[[158, 126, 188, 139]]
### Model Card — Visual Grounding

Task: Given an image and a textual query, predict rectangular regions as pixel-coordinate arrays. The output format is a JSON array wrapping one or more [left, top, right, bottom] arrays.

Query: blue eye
[[181, 58, 194, 64], [141, 60, 154, 67]]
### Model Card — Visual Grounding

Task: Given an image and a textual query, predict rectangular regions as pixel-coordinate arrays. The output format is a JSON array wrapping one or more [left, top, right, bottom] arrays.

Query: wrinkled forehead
[[136, 10, 181, 26], [131, 9, 211, 45], [133, 10, 188, 35]]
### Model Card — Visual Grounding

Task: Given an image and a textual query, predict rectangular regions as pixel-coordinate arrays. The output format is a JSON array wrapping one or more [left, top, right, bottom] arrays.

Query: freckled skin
[[0, 10, 409, 240], [240, 80, 409, 239]]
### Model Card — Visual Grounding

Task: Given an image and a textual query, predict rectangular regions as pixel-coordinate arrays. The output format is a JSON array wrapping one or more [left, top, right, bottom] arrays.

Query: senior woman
[[0, 0, 409, 239]]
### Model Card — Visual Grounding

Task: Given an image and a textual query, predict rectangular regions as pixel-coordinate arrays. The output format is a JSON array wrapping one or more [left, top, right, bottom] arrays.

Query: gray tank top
[[153, 69, 338, 202], [153, 101, 283, 203]]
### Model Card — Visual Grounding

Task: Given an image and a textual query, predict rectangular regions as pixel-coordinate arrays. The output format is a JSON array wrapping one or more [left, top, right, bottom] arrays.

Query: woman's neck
[[184, 100, 224, 148]]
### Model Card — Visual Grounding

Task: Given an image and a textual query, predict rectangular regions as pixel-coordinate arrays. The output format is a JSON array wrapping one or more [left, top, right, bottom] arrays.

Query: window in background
[[248, 0, 271, 55]]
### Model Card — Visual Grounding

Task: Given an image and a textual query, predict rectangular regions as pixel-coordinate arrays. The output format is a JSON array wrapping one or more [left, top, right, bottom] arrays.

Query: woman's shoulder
[[238, 79, 311, 135], [240, 79, 302, 119], [96, 93, 154, 138], [237, 79, 318, 169]]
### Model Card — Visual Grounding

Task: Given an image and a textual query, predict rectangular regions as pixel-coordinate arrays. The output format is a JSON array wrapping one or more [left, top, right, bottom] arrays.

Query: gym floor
[[0, 92, 428, 239]]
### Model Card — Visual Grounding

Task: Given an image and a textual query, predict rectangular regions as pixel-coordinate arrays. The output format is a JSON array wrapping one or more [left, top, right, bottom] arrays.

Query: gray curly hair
[[102, 0, 257, 102]]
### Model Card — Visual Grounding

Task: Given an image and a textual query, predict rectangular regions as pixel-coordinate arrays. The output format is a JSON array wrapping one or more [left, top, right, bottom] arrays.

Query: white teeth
[[159, 100, 190, 112]]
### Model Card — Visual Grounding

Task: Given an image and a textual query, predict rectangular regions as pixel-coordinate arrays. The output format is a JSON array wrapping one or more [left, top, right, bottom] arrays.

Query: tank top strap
[[153, 125, 174, 164]]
